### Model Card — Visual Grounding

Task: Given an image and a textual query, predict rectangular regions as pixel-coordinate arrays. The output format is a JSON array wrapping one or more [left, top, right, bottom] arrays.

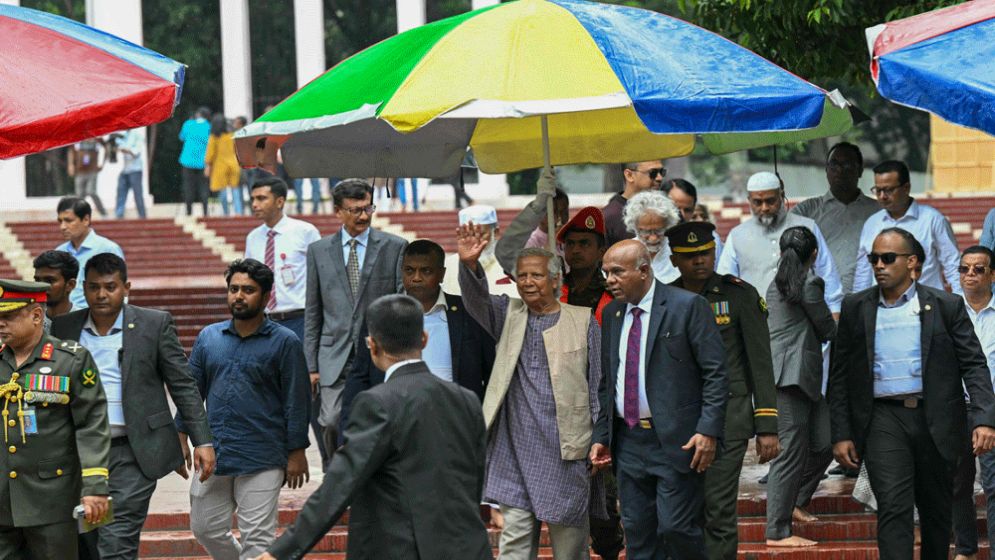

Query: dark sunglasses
[[634, 167, 667, 180], [867, 252, 912, 265], [959, 265, 990, 275]]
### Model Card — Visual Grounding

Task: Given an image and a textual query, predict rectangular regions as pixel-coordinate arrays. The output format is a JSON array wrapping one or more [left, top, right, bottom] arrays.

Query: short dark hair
[[827, 141, 863, 168], [57, 197, 91, 220], [332, 179, 374, 208], [225, 258, 274, 294], [873, 160, 910, 186], [33, 250, 79, 281], [195, 106, 212, 119], [251, 175, 288, 200], [404, 239, 445, 269], [963, 245, 995, 267], [877, 227, 921, 264], [663, 178, 698, 205], [85, 252, 127, 282], [553, 188, 569, 203], [366, 294, 424, 355]]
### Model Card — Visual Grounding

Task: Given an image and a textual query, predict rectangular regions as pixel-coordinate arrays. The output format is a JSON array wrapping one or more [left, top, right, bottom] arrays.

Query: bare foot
[[766, 536, 818, 547], [954, 554, 977, 560], [792, 507, 819, 522]]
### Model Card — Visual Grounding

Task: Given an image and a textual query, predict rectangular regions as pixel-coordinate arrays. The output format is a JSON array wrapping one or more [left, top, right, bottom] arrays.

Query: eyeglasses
[[959, 265, 990, 275], [870, 186, 903, 197], [867, 252, 912, 265], [636, 228, 667, 239], [340, 204, 376, 217], [634, 168, 667, 180]]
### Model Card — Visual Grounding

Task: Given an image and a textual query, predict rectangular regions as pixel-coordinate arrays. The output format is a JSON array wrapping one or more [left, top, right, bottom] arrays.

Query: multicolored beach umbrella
[[236, 0, 859, 179], [868, 0, 995, 135], [0, 4, 185, 159]]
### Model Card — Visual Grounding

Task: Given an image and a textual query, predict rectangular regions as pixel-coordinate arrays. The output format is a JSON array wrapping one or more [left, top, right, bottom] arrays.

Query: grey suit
[[304, 227, 407, 453], [51, 304, 211, 559], [267, 361, 492, 560], [764, 273, 837, 541]]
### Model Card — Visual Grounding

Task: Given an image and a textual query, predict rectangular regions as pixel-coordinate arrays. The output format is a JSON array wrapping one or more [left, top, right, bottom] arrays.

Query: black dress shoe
[[759, 473, 769, 484]]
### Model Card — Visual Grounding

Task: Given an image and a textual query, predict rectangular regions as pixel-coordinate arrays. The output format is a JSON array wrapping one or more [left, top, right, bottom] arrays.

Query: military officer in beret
[[0, 280, 110, 559], [557, 207, 614, 325], [666, 222, 780, 560]]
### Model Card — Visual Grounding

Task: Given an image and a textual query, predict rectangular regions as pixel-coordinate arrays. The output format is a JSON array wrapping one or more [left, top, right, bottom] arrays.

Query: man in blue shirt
[[180, 258, 311, 559], [178, 107, 211, 216], [54, 197, 124, 310]]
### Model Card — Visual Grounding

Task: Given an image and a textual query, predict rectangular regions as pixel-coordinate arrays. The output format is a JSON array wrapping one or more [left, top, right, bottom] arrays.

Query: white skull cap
[[458, 205, 498, 226], [747, 171, 782, 192]]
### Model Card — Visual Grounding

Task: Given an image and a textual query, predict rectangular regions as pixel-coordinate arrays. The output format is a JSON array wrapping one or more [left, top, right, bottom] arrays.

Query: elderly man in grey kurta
[[717, 171, 844, 314], [457, 222, 602, 560]]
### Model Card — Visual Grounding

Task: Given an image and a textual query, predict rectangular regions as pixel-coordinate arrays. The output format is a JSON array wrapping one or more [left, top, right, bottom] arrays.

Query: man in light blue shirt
[[951, 245, 995, 559], [115, 128, 147, 219], [853, 160, 961, 294], [54, 197, 124, 309]]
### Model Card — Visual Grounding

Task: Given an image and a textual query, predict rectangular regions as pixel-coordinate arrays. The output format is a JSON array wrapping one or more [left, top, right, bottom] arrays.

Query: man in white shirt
[[55, 197, 125, 310], [852, 160, 962, 294], [951, 245, 995, 560], [245, 176, 325, 467]]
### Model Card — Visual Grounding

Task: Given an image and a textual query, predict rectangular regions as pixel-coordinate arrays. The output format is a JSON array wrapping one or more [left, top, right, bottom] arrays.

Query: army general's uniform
[[667, 222, 778, 560], [0, 282, 110, 560]]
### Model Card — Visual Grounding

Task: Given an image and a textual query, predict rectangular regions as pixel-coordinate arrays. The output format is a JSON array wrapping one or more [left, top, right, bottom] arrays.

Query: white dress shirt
[[965, 294, 995, 385], [615, 281, 655, 419], [853, 200, 962, 294], [384, 359, 424, 383], [245, 214, 321, 313], [421, 290, 454, 382]]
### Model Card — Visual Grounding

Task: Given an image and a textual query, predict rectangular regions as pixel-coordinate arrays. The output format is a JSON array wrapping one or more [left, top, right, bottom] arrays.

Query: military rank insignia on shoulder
[[723, 274, 744, 285], [58, 340, 83, 354]]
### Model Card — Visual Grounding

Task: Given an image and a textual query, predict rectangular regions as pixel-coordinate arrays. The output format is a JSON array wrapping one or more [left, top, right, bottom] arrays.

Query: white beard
[[756, 205, 787, 232]]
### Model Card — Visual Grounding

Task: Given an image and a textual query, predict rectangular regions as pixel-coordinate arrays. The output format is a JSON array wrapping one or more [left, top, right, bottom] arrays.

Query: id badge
[[280, 265, 296, 286], [22, 406, 37, 436]]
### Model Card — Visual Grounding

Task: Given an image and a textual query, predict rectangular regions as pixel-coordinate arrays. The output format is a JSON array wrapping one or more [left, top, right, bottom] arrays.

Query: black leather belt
[[875, 397, 923, 409], [267, 309, 305, 322]]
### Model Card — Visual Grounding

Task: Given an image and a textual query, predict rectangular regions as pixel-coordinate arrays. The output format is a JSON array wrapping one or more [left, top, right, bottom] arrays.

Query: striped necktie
[[265, 229, 277, 311]]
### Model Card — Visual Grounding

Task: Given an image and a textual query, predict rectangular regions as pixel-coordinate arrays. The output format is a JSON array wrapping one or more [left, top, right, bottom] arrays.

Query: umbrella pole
[[541, 115, 556, 255]]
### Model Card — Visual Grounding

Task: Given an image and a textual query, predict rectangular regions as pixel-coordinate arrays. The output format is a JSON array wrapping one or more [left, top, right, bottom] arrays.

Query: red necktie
[[624, 307, 643, 428], [265, 230, 277, 311]]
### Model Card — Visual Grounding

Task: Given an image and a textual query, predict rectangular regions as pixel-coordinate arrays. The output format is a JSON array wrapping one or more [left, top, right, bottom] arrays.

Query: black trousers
[[181, 166, 209, 216], [0, 521, 77, 560], [590, 468, 624, 560], [615, 422, 706, 560], [863, 401, 956, 560]]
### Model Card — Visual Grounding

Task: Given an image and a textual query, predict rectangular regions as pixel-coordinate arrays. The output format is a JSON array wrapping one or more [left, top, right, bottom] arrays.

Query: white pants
[[498, 504, 589, 560], [189, 468, 285, 560]]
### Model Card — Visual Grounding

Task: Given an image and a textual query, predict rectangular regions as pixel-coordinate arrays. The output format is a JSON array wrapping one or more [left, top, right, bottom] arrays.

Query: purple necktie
[[624, 307, 643, 428]]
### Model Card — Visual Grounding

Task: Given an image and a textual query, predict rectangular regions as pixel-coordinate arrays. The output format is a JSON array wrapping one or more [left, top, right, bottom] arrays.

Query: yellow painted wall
[[930, 115, 995, 192]]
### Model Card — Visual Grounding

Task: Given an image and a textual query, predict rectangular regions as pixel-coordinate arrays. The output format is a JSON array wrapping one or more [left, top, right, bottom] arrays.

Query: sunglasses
[[959, 265, 990, 275], [634, 168, 667, 180], [340, 204, 377, 217], [867, 252, 912, 265]]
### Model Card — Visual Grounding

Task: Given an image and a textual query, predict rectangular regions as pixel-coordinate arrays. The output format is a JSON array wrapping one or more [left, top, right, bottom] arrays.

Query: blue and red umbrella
[[0, 4, 184, 158], [868, 0, 995, 135]]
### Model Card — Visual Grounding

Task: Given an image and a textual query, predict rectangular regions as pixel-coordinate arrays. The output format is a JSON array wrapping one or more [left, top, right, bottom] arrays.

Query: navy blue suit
[[340, 292, 495, 440], [595, 281, 728, 560]]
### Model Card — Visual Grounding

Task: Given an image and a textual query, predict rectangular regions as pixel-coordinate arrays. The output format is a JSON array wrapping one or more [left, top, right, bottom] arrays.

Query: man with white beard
[[717, 172, 843, 313], [443, 205, 520, 297]]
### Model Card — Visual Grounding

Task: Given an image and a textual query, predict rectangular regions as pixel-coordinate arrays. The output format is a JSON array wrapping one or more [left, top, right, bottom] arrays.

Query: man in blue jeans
[[115, 129, 147, 219], [952, 245, 995, 560]]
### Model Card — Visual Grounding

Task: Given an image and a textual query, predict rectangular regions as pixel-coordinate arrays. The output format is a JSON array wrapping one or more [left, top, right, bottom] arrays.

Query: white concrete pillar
[[294, 0, 325, 87], [220, 0, 253, 119], [85, 0, 150, 217], [0, 0, 28, 213], [396, 0, 425, 33]]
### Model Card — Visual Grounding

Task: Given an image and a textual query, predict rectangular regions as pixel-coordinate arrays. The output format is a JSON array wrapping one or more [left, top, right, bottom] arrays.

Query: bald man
[[591, 240, 728, 560]]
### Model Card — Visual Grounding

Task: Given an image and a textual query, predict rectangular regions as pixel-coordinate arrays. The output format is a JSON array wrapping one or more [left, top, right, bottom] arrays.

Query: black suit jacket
[[268, 361, 492, 560], [595, 281, 728, 472], [339, 293, 495, 436], [51, 304, 211, 480], [827, 284, 995, 461]]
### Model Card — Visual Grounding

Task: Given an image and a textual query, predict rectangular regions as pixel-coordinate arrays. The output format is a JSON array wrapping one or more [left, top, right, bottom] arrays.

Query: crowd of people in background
[[7, 140, 995, 560]]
